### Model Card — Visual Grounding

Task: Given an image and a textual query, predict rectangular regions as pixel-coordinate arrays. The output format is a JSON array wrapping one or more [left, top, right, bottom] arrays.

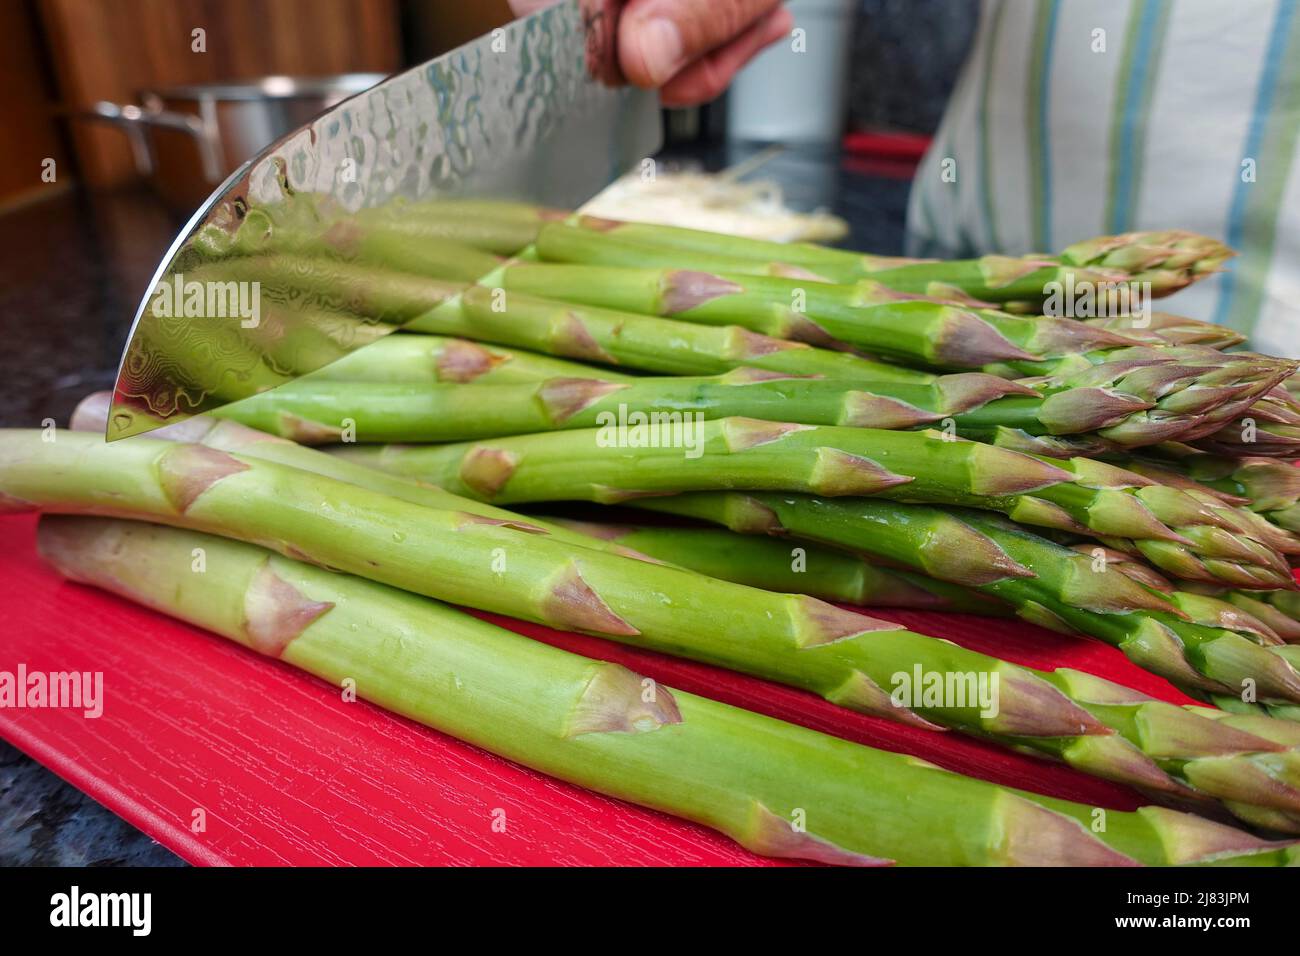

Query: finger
[[619, 0, 783, 88], [658, 4, 793, 106]]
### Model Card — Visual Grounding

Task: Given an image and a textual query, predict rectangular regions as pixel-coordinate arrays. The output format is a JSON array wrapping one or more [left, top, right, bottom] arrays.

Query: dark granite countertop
[[0, 146, 913, 866]]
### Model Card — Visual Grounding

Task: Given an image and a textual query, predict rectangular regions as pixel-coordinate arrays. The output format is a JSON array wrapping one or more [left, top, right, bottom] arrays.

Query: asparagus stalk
[[213, 368, 1210, 448], [304, 334, 636, 387], [542, 219, 1233, 303], [184, 256, 466, 326], [630, 491, 1300, 707], [191, 194, 517, 277], [69, 394, 650, 561], [216, 352, 1294, 456], [544, 518, 1007, 614], [335, 419, 1297, 588], [500, 260, 1152, 368], [41, 516, 1298, 866], [409, 287, 941, 384]]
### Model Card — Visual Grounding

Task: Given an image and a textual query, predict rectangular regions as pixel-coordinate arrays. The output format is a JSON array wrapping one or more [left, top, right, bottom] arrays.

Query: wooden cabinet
[[37, 0, 402, 188]]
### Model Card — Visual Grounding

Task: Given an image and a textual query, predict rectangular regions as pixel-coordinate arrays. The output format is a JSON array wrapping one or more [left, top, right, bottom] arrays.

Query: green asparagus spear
[[40, 516, 1297, 866], [214, 368, 1192, 447], [541, 219, 1233, 303], [630, 491, 1300, 707], [411, 286, 941, 384], [304, 334, 637, 387], [191, 194, 513, 278], [501, 259, 1151, 368], [544, 517, 1006, 614], [214, 353, 1293, 456], [335, 419, 1296, 588]]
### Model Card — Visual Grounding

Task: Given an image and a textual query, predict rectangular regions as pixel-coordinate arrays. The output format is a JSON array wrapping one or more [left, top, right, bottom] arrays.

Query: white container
[[726, 0, 856, 143]]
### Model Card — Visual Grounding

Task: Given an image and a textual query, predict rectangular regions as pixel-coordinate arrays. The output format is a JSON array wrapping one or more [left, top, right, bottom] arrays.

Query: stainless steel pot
[[80, 74, 386, 210]]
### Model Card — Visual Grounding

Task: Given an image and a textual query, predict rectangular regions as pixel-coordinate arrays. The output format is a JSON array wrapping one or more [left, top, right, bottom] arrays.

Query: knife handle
[[581, 0, 626, 87]]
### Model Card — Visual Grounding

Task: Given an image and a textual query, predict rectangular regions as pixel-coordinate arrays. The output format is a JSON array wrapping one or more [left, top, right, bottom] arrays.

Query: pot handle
[[72, 102, 223, 183]]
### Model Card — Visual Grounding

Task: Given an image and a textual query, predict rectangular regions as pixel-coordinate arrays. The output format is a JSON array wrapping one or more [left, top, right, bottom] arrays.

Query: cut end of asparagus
[[243, 560, 335, 657], [157, 444, 250, 513], [662, 270, 743, 313], [565, 661, 681, 736], [68, 390, 113, 434], [541, 562, 641, 637], [459, 446, 520, 499], [740, 801, 894, 867]]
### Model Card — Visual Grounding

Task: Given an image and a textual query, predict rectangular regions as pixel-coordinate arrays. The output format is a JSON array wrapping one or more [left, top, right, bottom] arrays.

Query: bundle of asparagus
[[14, 423, 1300, 837], [36, 516, 1300, 865], [22, 205, 1300, 865]]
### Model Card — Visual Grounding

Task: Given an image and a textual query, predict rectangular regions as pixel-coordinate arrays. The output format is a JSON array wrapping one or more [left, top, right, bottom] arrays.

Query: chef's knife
[[107, 0, 660, 440]]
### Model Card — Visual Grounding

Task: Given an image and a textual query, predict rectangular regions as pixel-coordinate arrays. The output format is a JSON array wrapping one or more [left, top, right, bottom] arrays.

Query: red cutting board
[[0, 511, 1197, 866]]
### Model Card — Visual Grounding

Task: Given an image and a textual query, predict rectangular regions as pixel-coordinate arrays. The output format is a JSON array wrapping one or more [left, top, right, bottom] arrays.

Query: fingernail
[[638, 18, 686, 86]]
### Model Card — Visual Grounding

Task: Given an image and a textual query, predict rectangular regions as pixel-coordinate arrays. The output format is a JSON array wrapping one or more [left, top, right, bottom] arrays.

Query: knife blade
[[107, 0, 660, 440]]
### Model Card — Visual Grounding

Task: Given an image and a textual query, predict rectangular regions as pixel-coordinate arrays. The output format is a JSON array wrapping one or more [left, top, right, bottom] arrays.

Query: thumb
[[619, 0, 784, 88]]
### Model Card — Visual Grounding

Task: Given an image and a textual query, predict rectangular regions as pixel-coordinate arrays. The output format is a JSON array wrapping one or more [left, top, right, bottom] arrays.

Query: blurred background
[[0, 0, 974, 863]]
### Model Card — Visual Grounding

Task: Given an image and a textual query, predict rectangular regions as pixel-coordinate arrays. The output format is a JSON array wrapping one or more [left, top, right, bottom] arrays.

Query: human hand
[[511, 0, 793, 107]]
